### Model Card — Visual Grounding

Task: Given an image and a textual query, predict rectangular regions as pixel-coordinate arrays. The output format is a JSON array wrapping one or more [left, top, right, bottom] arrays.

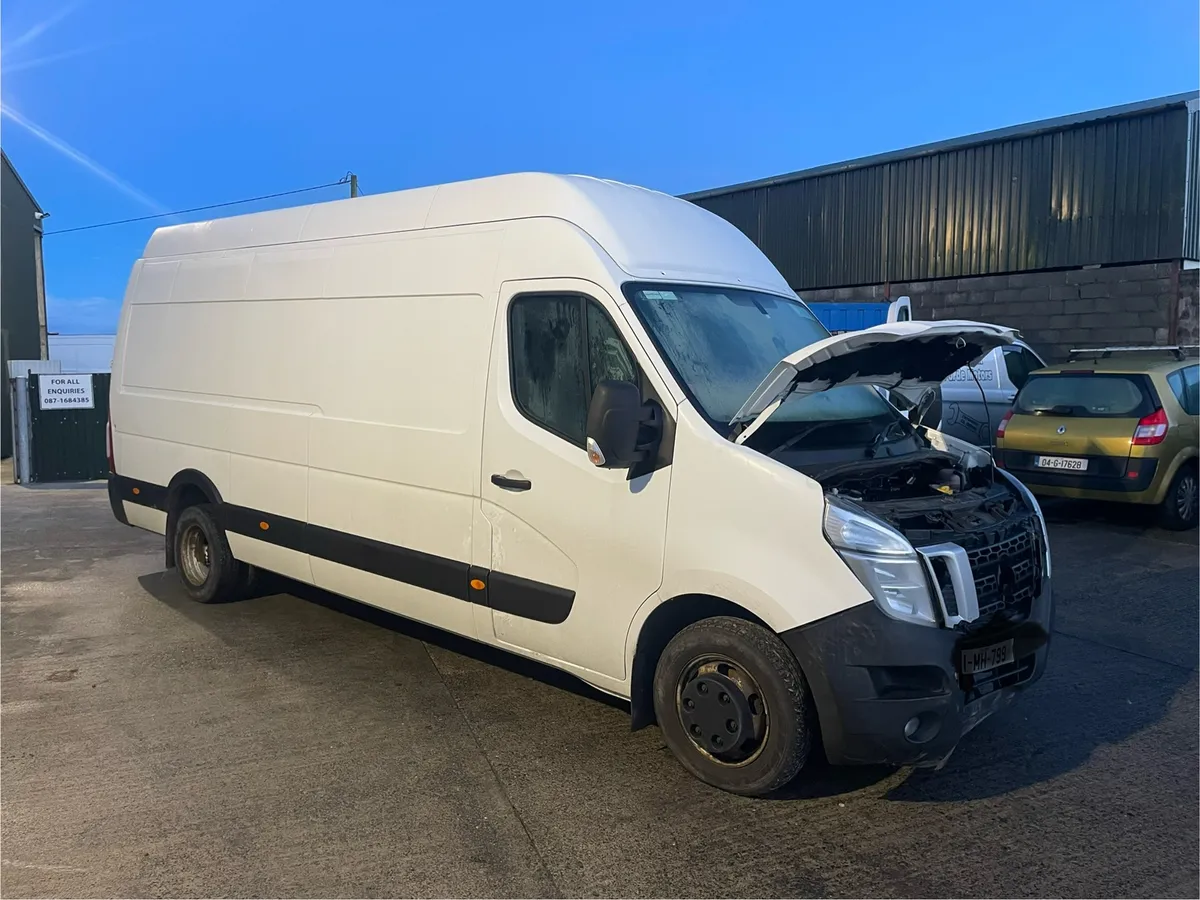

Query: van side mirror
[[585, 380, 659, 469]]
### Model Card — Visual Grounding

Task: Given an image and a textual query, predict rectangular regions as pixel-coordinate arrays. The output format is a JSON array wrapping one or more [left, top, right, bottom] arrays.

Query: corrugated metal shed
[[1184, 97, 1200, 262], [2, 151, 48, 459], [686, 92, 1200, 290]]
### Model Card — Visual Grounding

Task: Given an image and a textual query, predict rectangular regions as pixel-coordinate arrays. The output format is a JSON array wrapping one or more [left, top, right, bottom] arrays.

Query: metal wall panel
[[690, 103, 1193, 290], [27, 373, 111, 483], [2, 153, 45, 459], [1185, 104, 1200, 261]]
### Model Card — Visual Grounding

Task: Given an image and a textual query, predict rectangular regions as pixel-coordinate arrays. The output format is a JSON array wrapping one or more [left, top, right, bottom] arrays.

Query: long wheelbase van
[[109, 173, 1052, 795]]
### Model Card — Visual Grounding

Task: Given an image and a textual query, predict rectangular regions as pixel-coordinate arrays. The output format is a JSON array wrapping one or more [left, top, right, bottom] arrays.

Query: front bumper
[[780, 576, 1052, 768]]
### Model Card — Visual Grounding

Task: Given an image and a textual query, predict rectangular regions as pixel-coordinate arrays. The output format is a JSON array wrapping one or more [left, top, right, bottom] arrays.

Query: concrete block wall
[[1177, 267, 1198, 347], [801, 262, 1199, 362]]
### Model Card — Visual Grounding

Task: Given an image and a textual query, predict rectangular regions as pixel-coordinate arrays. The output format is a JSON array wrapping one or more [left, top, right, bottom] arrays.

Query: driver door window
[[509, 294, 637, 447]]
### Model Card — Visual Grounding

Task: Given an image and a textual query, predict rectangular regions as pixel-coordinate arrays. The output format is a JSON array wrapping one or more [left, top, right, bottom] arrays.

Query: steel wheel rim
[[179, 524, 211, 587], [676, 654, 769, 767], [1177, 473, 1198, 521]]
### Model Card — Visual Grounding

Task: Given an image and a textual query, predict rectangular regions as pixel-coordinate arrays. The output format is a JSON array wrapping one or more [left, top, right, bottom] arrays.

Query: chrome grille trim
[[917, 542, 979, 627]]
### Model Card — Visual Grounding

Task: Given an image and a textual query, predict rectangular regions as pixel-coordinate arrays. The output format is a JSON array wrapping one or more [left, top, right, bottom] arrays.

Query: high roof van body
[[109, 173, 1052, 795]]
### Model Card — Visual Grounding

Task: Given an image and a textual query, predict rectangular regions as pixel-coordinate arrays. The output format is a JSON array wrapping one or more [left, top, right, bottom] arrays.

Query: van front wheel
[[173, 505, 252, 603], [652, 616, 812, 796]]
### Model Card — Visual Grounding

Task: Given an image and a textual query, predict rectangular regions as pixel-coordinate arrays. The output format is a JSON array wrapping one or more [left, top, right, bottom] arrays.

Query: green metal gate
[[27, 373, 111, 482]]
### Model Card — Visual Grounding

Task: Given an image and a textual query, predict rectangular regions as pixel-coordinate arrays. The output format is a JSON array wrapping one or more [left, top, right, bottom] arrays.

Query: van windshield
[[623, 283, 902, 439]]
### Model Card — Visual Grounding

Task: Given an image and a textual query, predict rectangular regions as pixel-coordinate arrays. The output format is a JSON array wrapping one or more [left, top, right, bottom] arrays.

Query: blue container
[[805, 302, 890, 334]]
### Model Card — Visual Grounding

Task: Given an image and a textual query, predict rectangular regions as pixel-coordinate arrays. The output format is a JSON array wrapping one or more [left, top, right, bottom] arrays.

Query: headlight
[[823, 495, 940, 627], [823, 494, 913, 557]]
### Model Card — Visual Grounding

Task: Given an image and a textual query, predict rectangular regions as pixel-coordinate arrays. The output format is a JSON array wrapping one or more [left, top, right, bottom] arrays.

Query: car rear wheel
[[173, 505, 254, 602], [1160, 465, 1199, 531], [652, 616, 812, 796]]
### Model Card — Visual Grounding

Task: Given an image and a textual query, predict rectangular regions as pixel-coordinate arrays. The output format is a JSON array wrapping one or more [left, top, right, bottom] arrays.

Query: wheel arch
[[164, 469, 223, 567], [1149, 449, 1199, 505], [628, 593, 769, 730]]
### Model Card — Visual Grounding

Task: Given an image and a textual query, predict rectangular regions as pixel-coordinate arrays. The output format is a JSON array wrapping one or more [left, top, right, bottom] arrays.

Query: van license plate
[[961, 639, 1014, 675], [1036, 455, 1088, 471]]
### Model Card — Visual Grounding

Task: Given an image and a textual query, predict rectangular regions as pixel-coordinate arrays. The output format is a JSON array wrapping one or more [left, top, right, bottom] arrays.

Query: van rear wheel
[[652, 616, 812, 796], [173, 505, 253, 603]]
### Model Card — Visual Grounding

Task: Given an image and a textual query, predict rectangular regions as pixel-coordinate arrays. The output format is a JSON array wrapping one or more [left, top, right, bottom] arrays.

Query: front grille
[[964, 653, 1036, 703], [928, 556, 959, 617], [966, 521, 1042, 621]]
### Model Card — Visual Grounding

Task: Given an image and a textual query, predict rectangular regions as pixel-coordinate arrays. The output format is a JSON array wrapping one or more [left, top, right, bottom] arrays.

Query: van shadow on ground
[[138, 570, 627, 711], [137, 567, 1193, 804]]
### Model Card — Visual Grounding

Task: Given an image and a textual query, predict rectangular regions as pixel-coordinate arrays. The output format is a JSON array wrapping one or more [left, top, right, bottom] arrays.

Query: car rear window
[[1015, 373, 1156, 418]]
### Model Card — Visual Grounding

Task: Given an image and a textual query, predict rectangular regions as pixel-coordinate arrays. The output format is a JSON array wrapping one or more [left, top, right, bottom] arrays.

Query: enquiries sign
[[38, 374, 95, 410]]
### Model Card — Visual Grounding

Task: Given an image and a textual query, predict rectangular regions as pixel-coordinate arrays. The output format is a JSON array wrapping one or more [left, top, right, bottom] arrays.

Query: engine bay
[[814, 448, 1025, 548]]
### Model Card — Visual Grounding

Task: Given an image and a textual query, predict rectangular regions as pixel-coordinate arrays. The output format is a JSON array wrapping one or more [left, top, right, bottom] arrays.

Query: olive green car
[[995, 347, 1199, 530]]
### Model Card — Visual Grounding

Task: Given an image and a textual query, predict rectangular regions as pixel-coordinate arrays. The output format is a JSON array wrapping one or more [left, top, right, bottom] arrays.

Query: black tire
[[1159, 464, 1199, 531], [173, 505, 252, 603], [652, 616, 812, 796]]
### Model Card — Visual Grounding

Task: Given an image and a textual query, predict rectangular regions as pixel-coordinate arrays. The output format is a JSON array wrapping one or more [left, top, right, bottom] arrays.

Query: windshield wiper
[[766, 420, 854, 458]]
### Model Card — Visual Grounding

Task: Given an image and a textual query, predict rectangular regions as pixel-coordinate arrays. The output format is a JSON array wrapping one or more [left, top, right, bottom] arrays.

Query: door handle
[[491, 474, 532, 491]]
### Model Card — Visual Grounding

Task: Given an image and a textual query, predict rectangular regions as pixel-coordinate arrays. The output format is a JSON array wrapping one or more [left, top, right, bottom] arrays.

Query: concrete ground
[[2, 483, 1197, 898]]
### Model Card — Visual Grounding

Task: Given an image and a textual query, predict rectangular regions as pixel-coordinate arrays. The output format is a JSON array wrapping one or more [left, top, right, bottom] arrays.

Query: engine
[[817, 450, 1025, 549]]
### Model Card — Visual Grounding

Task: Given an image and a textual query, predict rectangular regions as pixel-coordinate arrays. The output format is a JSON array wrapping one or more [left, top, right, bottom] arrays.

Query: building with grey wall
[[686, 92, 1200, 362], [2, 150, 49, 458]]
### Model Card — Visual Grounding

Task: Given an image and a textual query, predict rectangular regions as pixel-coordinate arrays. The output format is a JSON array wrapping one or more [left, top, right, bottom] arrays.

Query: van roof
[[142, 173, 791, 294]]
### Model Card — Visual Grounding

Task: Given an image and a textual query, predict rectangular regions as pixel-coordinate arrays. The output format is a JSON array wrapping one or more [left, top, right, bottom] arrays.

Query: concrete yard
[[2, 482, 1197, 898]]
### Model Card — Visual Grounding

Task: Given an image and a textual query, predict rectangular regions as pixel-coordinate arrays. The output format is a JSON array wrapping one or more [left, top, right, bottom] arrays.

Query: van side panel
[[120, 268, 316, 582], [305, 292, 493, 637], [303, 228, 502, 638], [117, 225, 502, 629]]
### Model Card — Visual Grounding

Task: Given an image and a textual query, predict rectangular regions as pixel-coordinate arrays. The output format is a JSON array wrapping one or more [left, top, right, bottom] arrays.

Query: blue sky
[[3, 0, 1197, 334]]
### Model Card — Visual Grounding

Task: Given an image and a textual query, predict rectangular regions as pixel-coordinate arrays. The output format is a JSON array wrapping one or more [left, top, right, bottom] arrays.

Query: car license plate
[[961, 639, 1014, 675], [1035, 455, 1088, 471]]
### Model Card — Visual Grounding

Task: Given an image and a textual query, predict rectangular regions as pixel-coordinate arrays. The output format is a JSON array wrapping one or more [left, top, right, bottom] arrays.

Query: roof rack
[[1068, 345, 1199, 361]]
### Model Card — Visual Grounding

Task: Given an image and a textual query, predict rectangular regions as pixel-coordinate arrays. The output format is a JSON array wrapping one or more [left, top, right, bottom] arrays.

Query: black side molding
[[488, 570, 575, 624], [109, 474, 169, 511], [306, 521, 471, 601], [115, 475, 575, 624]]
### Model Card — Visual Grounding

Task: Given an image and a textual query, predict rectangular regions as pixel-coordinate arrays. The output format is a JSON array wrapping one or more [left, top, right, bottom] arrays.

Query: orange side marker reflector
[[469, 578, 486, 591], [259, 521, 270, 531], [131, 487, 140, 495]]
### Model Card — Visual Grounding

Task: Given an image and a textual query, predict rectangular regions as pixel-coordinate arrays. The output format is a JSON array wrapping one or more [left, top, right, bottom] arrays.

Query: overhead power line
[[45, 177, 355, 236]]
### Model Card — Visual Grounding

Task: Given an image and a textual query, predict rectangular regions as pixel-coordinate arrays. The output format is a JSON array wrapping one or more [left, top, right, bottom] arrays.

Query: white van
[[108, 174, 1052, 796], [940, 342, 1048, 447]]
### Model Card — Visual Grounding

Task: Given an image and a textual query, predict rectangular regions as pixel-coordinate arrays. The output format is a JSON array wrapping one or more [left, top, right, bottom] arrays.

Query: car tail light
[[106, 417, 115, 474], [996, 409, 1014, 440], [1132, 407, 1168, 446]]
